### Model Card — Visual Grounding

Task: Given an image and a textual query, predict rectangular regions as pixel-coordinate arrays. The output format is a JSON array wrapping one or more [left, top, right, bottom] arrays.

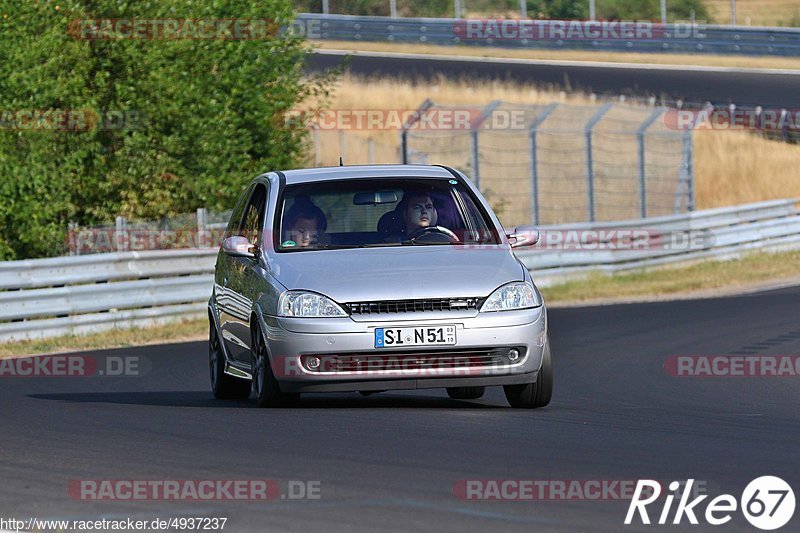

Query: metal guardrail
[[0, 199, 798, 342], [517, 198, 800, 285], [0, 250, 217, 342], [298, 13, 800, 56]]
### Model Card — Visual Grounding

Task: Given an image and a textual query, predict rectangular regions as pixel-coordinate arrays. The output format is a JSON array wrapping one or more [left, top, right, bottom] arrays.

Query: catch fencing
[[402, 99, 693, 227]]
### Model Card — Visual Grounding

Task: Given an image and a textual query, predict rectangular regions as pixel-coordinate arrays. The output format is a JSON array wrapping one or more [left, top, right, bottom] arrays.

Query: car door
[[219, 183, 269, 364]]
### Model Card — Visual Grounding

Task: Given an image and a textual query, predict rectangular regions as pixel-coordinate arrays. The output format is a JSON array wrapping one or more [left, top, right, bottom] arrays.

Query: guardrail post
[[454, 0, 462, 19], [401, 98, 434, 164], [528, 103, 559, 226], [637, 108, 665, 219], [390, 0, 397, 18], [322, 0, 329, 15], [584, 103, 613, 222], [519, 0, 527, 18]]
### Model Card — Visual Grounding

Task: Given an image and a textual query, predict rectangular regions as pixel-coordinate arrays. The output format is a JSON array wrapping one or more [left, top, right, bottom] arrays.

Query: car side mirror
[[222, 236, 258, 259], [506, 226, 539, 248]]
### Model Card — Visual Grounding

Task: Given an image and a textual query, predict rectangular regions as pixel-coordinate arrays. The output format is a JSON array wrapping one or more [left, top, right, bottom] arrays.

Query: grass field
[[308, 74, 800, 216], [312, 41, 800, 71]]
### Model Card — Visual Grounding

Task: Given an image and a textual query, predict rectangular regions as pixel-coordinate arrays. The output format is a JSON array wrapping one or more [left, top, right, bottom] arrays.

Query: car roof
[[276, 165, 457, 185]]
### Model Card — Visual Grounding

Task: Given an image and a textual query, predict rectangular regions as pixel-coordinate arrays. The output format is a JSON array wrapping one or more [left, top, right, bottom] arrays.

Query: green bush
[[0, 0, 327, 260]]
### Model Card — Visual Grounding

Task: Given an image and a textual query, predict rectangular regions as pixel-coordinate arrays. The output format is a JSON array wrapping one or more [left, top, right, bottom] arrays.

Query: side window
[[238, 184, 269, 246], [224, 185, 254, 240]]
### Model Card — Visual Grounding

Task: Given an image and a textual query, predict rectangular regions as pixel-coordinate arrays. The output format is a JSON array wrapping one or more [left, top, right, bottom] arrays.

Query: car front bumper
[[260, 306, 547, 393]]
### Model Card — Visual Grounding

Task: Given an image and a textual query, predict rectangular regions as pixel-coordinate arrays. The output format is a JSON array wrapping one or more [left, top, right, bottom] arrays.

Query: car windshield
[[275, 178, 500, 251]]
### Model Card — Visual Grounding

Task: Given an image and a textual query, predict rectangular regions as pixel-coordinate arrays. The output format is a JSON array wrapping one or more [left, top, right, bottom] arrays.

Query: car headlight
[[278, 291, 348, 318], [480, 282, 542, 312]]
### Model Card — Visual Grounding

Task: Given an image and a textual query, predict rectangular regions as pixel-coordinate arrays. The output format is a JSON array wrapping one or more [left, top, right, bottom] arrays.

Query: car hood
[[269, 245, 525, 303]]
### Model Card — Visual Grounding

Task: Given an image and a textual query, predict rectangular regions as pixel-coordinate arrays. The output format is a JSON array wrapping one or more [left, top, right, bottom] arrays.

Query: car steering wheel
[[406, 225, 460, 243]]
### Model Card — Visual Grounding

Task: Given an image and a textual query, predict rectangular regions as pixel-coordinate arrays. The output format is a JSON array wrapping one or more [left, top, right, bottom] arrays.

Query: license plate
[[375, 326, 456, 348]]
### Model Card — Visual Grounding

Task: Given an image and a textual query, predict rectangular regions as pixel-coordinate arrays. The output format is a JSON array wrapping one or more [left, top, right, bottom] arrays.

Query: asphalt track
[[307, 50, 800, 108], [2, 285, 800, 532]]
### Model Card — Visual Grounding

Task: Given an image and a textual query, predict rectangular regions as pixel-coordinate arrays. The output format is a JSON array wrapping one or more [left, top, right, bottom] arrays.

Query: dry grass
[[309, 74, 800, 217], [312, 40, 800, 71], [695, 129, 800, 208], [705, 0, 800, 27], [0, 318, 206, 358]]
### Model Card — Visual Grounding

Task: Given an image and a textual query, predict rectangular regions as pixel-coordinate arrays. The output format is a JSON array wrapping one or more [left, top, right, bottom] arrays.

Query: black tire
[[209, 319, 251, 400], [251, 322, 300, 408], [504, 341, 553, 409], [446, 386, 486, 400]]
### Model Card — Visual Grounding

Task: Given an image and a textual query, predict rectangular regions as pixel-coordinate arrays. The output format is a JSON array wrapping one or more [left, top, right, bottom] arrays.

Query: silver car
[[208, 165, 552, 408]]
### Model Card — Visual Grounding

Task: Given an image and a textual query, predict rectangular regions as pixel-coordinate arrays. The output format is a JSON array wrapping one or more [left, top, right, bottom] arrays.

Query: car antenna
[[339, 156, 344, 166]]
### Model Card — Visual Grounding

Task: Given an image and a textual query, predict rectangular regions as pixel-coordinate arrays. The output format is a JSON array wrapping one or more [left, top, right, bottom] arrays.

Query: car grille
[[302, 348, 523, 373], [345, 297, 483, 315]]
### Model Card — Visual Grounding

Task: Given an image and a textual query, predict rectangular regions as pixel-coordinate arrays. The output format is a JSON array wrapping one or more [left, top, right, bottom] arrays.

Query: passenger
[[283, 196, 327, 248], [399, 190, 438, 237]]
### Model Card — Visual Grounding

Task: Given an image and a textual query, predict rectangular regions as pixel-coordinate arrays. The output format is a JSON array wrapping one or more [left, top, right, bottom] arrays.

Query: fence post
[[674, 109, 698, 213], [637, 108, 665, 219], [115, 215, 127, 252], [197, 208, 208, 248], [338, 129, 346, 164], [68, 222, 78, 256], [469, 101, 502, 190], [684, 128, 695, 211], [313, 125, 321, 166], [528, 103, 559, 226], [469, 130, 480, 189], [368, 137, 375, 164], [584, 103, 613, 222], [401, 98, 434, 164]]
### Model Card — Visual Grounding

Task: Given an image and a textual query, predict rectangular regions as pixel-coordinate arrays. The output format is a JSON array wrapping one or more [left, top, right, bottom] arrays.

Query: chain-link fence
[[402, 100, 693, 227]]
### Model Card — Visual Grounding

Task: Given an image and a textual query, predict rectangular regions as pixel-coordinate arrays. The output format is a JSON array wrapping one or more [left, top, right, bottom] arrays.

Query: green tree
[[0, 0, 328, 260]]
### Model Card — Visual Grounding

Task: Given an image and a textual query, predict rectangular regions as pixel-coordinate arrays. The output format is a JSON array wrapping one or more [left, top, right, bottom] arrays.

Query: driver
[[400, 190, 438, 238]]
